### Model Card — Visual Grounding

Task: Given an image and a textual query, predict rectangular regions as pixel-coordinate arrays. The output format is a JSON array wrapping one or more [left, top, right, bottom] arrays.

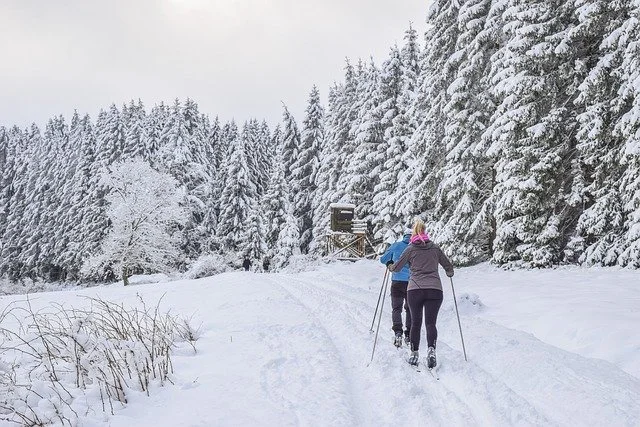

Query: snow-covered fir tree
[[400, 0, 462, 231], [216, 131, 255, 253], [281, 105, 301, 179], [429, 0, 495, 265], [343, 59, 383, 224], [261, 144, 292, 258], [615, 0, 640, 267], [292, 87, 324, 253], [481, 0, 578, 267], [273, 200, 300, 270], [371, 45, 408, 241]]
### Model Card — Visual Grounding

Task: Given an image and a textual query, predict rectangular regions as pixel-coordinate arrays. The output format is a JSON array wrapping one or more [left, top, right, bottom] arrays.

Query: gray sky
[[0, 0, 428, 129]]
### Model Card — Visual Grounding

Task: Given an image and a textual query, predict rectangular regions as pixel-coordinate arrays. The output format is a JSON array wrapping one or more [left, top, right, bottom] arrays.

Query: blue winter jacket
[[380, 234, 411, 282]]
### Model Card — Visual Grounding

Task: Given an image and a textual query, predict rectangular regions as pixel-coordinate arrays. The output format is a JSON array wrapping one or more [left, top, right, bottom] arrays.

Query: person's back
[[243, 258, 251, 271], [380, 234, 411, 281], [400, 236, 453, 292]]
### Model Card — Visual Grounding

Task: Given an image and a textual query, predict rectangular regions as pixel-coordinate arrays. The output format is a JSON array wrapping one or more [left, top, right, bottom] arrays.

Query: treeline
[[315, 0, 640, 269], [1, 0, 640, 284]]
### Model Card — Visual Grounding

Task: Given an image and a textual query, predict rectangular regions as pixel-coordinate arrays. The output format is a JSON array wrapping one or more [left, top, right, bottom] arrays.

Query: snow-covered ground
[[1, 260, 639, 426]]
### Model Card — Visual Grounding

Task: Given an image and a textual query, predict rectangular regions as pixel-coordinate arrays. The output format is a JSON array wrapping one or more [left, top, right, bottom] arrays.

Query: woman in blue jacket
[[380, 228, 412, 347]]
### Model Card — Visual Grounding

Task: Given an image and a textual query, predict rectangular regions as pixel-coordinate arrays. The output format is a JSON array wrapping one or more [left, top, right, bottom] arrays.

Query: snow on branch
[[0, 295, 199, 426]]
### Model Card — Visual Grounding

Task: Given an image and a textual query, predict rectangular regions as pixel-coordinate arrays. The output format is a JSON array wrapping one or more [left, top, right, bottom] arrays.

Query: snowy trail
[[1, 261, 639, 426], [277, 273, 552, 426], [273, 265, 640, 426]]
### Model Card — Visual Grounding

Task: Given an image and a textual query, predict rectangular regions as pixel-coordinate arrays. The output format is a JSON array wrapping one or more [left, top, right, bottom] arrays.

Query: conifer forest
[[1, 0, 640, 284]]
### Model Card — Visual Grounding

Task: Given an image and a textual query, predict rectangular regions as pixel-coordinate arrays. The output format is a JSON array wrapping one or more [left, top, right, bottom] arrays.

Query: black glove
[[386, 261, 394, 271], [446, 270, 454, 277], [385, 260, 394, 266]]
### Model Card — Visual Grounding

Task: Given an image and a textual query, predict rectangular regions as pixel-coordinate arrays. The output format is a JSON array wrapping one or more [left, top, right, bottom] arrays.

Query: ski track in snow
[[277, 272, 551, 426], [274, 267, 640, 427], [256, 276, 359, 426]]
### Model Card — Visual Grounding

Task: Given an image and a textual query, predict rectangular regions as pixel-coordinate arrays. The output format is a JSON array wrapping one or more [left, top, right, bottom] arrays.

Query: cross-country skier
[[388, 219, 454, 369], [380, 228, 413, 347]]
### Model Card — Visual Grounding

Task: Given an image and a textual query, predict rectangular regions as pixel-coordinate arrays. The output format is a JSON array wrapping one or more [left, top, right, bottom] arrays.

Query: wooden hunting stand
[[325, 203, 377, 260]]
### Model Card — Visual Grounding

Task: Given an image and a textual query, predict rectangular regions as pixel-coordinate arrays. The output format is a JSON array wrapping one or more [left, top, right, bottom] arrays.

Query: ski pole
[[449, 277, 468, 362], [370, 269, 390, 362], [370, 269, 388, 332]]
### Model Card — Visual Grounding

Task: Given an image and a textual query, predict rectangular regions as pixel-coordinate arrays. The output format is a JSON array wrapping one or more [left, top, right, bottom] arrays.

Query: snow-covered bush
[[279, 255, 326, 273], [0, 277, 86, 296], [184, 253, 233, 279], [127, 272, 175, 285], [0, 296, 198, 425], [443, 292, 485, 315]]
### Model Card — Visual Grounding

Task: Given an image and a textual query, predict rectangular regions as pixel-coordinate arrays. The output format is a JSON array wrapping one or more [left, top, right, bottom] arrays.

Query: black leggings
[[408, 289, 443, 351]]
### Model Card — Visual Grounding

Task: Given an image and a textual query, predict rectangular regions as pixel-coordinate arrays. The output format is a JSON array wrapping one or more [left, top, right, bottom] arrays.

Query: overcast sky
[[0, 0, 429, 129]]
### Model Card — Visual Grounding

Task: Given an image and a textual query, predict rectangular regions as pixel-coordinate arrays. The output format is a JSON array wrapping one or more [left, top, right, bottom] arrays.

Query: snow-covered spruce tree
[[261, 145, 291, 258], [13, 124, 47, 280], [281, 104, 301, 179], [566, 0, 635, 266], [242, 119, 270, 197], [81, 159, 186, 285], [205, 115, 222, 170], [336, 59, 366, 205], [253, 120, 275, 194], [32, 116, 71, 280], [96, 104, 126, 165], [371, 45, 407, 241], [242, 201, 267, 263], [63, 114, 106, 279], [481, 0, 578, 267], [390, 25, 421, 227], [51, 113, 86, 277], [401, 0, 462, 231], [204, 120, 239, 252], [123, 99, 147, 159], [291, 87, 323, 253], [343, 59, 383, 225], [273, 201, 300, 270], [616, 1, 640, 267], [0, 127, 30, 280], [216, 131, 255, 253], [201, 116, 222, 245], [311, 84, 342, 254], [0, 126, 8, 239], [328, 60, 358, 205], [157, 99, 212, 258], [429, 0, 496, 265], [391, 24, 422, 227], [143, 102, 169, 167]]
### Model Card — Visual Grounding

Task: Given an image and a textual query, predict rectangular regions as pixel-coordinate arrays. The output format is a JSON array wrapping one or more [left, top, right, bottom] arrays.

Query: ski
[[406, 358, 421, 373], [405, 356, 440, 379], [427, 366, 440, 380]]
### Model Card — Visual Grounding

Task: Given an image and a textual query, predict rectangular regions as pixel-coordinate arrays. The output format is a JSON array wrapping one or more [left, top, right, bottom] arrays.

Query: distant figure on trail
[[388, 219, 454, 369], [243, 258, 251, 271], [262, 258, 270, 272], [379, 227, 413, 348]]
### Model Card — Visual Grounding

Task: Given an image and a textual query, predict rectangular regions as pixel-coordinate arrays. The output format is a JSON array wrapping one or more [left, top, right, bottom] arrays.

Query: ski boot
[[394, 332, 403, 348], [427, 346, 437, 369], [408, 350, 419, 366], [404, 333, 411, 346]]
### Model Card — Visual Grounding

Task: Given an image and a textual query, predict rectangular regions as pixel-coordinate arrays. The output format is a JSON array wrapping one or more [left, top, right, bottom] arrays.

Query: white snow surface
[[1, 260, 639, 426]]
